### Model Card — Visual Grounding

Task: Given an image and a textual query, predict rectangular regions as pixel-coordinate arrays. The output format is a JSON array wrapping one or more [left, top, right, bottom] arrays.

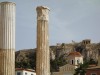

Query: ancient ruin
[[0, 2, 16, 75], [36, 6, 50, 75]]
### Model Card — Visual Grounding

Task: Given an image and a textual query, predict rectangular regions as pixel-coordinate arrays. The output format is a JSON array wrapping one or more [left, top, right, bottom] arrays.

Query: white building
[[15, 68, 36, 75], [67, 51, 83, 68], [52, 51, 83, 75]]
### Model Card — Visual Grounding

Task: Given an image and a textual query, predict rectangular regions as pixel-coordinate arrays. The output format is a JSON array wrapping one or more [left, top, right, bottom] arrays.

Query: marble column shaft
[[0, 2, 16, 75], [36, 6, 50, 75]]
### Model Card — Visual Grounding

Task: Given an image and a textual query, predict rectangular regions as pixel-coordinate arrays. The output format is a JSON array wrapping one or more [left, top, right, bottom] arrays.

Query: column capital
[[36, 6, 50, 21], [0, 1, 16, 5]]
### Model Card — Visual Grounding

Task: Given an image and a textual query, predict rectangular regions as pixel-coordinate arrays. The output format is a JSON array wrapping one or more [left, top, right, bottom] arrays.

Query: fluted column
[[36, 6, 50, 75], [0, 2, 16, 75]]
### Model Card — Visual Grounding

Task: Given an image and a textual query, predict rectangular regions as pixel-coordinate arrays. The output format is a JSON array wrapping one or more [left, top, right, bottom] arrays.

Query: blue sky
[[0, 0, 100, 50]]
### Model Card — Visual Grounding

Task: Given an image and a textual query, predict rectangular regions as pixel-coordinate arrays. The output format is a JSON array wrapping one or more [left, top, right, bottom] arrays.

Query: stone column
[[36, 6, 50, 75], [0, 2, 16, 75]]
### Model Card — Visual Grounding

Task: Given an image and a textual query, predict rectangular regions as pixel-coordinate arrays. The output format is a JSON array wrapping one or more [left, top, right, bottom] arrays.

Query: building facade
[[15, 68, 36, 75], [86, 66, 100, 75], [52, 52, 83, 75]]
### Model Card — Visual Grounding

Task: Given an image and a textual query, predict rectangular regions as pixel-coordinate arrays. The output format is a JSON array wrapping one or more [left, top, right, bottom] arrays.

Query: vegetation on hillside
[[74, 59, 97, 75], [15, 50, 67, 72], [15, 42, 100, 72], [15, 50, 36, 70]]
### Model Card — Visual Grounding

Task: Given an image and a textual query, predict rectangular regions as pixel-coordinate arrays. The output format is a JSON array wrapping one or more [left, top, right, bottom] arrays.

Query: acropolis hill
[[15, 39, 100, 71]]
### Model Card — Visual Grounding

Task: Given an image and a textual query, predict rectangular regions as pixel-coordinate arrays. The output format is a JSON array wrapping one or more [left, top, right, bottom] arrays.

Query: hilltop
[[15, 39, 100, 72]]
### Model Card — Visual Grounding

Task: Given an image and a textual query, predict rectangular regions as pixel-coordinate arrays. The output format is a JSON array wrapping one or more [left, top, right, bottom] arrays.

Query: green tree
[[74, 60, 89, 75]]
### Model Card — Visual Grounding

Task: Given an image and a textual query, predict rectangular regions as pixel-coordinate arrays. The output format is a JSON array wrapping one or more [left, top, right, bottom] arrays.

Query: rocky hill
[[15, 49, 36, 69], [15, 46, 67, 72], [15, 39, 100, 72]]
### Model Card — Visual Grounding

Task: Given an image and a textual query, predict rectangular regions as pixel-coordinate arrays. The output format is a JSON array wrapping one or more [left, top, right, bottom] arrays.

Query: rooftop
[[16, 68, 35, 72], [87, 66, 100, 70], [68, 51, 82, 57]]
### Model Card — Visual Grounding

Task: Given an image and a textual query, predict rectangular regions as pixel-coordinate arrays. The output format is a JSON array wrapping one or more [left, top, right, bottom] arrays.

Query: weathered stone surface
[[36, 6, 50, 75], [0, 2, 15, 75], [36, 6, 50, 21]]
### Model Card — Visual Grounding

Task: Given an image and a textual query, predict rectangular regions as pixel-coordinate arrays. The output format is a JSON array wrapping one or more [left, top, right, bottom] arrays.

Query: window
[[25, 72, 27, 75], [77, 60, 79, 64], [91, 73, 97, 75], [17, 72, 21, 75], [72, 60, 73, 64]]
